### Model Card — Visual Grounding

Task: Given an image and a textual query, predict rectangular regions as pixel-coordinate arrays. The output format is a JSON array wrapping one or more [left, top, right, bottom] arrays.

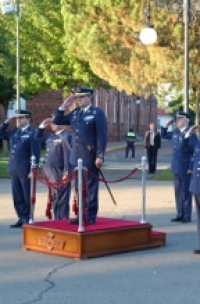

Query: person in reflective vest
[[125, 128, 136, 158]]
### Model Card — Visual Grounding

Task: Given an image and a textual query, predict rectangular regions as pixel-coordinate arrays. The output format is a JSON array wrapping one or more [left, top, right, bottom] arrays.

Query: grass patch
[[0, 149, 46, 179], [153, 168, 173, 181], [0, 160, 9, 178]]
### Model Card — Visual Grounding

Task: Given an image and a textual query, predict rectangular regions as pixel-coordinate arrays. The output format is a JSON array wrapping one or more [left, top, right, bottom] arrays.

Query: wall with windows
[[0, 87, 157, 142]]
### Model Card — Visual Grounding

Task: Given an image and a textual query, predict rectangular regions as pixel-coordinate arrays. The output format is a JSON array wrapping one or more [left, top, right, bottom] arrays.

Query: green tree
[[0, 14, 16, 110], [0, 0, 104, 100], [1, 0, 200, 113]]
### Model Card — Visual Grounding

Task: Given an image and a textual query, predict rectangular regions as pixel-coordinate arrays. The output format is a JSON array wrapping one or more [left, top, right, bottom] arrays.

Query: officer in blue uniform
[[53, 87, 107, 224], [161, 111, 197, 223], [187, 124, 200, 253], [35, 118, 72, 219], [0, 110, 40, 227]]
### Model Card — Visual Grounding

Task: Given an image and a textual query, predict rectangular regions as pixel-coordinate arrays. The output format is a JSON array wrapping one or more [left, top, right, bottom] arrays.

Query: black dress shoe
[[70, 218, 96, 225], [10, 221, 22, 228], [87, 218, 96, 225], [171, 217, 182, 222], [193, 249, 200, 254], [70, 218, 79, 225], [182, 218, 191, 223]]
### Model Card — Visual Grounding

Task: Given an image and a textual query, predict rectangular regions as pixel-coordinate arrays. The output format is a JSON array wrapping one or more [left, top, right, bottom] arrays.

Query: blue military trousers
[[193, 194, 200, 246], [174, 174, 192, 220], [11, 174, 30, 223]]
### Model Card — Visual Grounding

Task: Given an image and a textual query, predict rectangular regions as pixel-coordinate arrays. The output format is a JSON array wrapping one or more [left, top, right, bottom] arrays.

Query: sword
[[85, 143, 117, 206], [99, 168, 117, 205]]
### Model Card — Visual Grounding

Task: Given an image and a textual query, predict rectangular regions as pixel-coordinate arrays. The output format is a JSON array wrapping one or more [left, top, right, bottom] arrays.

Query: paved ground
[[1, 140, 200, 304]]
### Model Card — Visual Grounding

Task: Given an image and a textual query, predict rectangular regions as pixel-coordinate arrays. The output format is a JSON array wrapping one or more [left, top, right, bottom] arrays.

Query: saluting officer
[[35, 118, 72, 219], [0, 110, 40, 227], [161, 111, 197, 223], [53, 87, 107, 225]]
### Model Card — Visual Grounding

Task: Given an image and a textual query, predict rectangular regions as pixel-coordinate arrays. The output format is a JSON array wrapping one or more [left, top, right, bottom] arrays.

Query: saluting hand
[[41, 118, 52, 128], [166, 118, 175, 127], [188, 125, 200, 135], [61, 95, 76, 109], [5, 116, 15, 124]]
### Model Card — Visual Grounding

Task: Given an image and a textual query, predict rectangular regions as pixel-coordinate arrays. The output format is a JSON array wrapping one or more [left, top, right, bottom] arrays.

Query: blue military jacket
[[0, 122, 40, 176], [53, 105, 107, 166], [35, 128, 71, 182], [161, 126, 197, 176], [189, 141, 200, 194]]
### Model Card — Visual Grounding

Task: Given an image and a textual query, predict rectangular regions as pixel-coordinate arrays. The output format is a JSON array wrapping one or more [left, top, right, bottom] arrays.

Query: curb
[[106, 142, 143, 153]]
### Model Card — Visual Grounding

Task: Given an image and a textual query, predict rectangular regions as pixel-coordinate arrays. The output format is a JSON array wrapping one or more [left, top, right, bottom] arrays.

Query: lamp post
[[136, 97, 141, 135], [139, 0, 200, 113], [1, 0, 21, 111]]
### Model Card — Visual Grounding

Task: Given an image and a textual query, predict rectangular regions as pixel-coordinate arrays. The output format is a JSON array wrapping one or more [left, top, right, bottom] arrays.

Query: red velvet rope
[[87, 167, 139, 183], [35, 166, 139, 218], [36, 166, 139, 189], [36, 168, 74, 189]]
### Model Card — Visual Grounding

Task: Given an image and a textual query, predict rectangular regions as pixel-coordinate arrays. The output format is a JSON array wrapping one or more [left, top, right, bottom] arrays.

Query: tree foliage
[[61, 0, 200, 103], [0, 14, 16, 107], [0, 0, 200, 111], [0, 0, 103, 99]]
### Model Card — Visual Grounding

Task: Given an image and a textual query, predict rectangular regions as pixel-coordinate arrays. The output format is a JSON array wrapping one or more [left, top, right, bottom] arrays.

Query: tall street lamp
[[139, 0, 200, 113], [1, 0, 21, 111]]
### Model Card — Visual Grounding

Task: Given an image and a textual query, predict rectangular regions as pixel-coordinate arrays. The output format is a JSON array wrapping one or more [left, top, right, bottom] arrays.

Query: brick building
[[1, 88, 157, 142]]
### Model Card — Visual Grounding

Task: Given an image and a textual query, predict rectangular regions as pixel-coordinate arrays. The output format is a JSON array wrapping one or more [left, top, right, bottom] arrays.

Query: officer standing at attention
[[0, 110, 40, 227], [161, 111, 197, 223], [53, 87, 107, 225], [144, 122, 161, 174], [125, 128, 136, 158], [35, 118, 72, 219]]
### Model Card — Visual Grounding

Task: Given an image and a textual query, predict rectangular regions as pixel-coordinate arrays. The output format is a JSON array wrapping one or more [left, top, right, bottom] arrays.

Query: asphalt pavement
[[1, 140, 200, 304]]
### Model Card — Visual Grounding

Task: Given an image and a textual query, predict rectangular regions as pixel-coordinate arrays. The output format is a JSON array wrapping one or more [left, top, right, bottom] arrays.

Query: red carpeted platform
[[23, 217, 166, 259]]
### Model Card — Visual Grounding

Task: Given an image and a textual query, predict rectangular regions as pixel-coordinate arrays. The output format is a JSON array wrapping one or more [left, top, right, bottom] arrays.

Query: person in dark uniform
[[125, 128, 136, 158], [161, 111, 197, 223], [35, 118, 72, 219], [53, 87, 107, 225], [144, 122, 161, 174], [187, 124, 200, 253], [0, 110, 40, 227]]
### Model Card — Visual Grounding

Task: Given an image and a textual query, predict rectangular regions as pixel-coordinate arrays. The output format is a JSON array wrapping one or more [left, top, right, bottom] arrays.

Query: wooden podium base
[[23, 217, 166, 259]]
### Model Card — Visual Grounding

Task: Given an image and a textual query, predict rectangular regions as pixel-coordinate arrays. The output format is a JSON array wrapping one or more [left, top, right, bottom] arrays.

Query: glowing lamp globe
[[139, 27, 157, 45]]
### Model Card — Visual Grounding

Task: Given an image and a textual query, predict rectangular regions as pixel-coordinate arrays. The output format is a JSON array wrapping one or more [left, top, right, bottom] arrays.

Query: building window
[[114, 98, 117, 123], [95, 91, 98, 107], [105, 99, 108, 119], [157, 119, 161, 130], [120, 98, 124, 123]]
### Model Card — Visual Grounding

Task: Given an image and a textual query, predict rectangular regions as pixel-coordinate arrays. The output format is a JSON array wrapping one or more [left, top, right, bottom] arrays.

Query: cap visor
[[15, 114, 30, 118], [176, 115, 185, 118], [75, 92, 91, 97]]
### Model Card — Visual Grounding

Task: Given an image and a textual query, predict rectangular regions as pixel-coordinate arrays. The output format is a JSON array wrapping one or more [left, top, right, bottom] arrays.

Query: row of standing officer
[[161, 111, 200, 254], [2, 94, 200, 254], [0, 86, 107, 227]]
